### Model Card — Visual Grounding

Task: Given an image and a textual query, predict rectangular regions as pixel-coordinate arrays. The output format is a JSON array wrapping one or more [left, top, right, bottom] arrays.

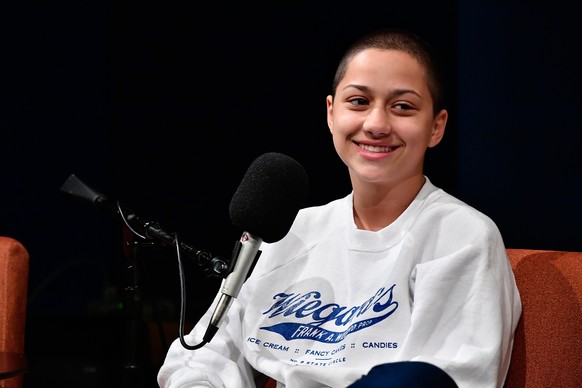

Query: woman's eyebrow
[[342, 84, 421, 98]]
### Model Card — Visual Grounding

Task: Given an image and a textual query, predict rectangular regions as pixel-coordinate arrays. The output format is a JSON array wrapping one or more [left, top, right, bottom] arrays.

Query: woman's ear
[[326, 95, 334, 132], [428, 109, 448, 148]]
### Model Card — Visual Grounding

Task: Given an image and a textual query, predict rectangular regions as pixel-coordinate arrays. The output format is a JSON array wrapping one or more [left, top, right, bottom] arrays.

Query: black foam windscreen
[[229, 152, 309, 243]]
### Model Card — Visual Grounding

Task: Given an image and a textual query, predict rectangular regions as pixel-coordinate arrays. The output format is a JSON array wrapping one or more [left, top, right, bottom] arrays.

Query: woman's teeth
[[359, 144, 394, 152]]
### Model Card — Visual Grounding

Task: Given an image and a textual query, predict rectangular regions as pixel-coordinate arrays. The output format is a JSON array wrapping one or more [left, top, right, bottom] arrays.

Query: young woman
[[158, 27, 522, 388]]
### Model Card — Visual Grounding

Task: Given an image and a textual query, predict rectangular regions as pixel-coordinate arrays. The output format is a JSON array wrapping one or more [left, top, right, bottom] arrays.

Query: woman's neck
[[352, 175, 426, 231]]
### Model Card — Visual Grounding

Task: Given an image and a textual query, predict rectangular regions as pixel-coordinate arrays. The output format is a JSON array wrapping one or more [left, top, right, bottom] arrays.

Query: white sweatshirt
[[158, 178, 522, 388]]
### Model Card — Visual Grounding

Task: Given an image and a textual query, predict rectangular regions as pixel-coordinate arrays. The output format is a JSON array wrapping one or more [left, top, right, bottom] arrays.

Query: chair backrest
[[0, 236, 30, 388], [504, 249, 582, 388]]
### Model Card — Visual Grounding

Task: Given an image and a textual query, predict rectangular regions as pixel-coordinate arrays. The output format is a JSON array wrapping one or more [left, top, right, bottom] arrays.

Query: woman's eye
[[394, 103, 413, 110], [348, 98, 368, 106]]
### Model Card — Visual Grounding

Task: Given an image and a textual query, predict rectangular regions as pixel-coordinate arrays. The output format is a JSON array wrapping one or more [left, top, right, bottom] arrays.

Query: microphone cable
[[173, 233, 207, 350]]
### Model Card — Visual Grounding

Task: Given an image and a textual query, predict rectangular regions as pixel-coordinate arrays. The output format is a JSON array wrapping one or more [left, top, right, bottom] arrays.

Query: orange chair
[[0, 237, 30, 388], [504, 249, 582, 388]]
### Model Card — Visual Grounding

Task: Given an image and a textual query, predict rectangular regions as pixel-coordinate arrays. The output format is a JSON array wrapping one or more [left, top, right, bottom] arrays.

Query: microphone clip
[[224, 232, 262, 282]]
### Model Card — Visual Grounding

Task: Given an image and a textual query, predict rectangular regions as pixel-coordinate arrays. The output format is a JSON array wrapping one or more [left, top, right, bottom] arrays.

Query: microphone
[[202, 152, 309, 343]]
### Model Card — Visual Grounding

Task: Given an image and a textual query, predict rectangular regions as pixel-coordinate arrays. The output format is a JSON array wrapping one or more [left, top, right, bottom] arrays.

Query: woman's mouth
[[357, 143, 396, 152]]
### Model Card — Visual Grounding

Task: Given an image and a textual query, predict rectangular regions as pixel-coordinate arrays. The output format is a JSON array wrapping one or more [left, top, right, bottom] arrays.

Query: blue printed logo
[[260, 285, 398, 343]]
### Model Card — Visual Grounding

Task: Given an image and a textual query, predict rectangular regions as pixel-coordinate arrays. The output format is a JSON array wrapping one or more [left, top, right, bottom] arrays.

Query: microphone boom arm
[[59, 173, 229, 277]]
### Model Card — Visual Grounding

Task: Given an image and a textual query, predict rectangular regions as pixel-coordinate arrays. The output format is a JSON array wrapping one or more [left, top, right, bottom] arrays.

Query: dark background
[[2, 1, 580, 387]]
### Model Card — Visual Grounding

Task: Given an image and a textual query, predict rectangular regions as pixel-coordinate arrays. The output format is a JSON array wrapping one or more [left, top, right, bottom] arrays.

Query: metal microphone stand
[[117, 210, 227, 388], [59, 174, 229, 388], [120, 226, 146, 388]]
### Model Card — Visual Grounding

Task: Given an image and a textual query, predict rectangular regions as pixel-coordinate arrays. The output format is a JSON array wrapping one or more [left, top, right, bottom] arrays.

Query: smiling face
[[326, 48, 447, 191]]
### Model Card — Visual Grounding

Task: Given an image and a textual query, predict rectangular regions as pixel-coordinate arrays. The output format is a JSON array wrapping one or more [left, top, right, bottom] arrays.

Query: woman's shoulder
[[418, 179, 502, 240], [294, 192, 352, 226]]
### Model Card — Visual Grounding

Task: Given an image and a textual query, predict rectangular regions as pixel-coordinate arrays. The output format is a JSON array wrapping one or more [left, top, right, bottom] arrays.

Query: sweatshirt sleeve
[[157, 292, 257, 388], [397, 214, 522, 388]]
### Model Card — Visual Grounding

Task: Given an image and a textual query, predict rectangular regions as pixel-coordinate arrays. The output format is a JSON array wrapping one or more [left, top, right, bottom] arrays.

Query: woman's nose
[[363, 108, 391, 137]]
